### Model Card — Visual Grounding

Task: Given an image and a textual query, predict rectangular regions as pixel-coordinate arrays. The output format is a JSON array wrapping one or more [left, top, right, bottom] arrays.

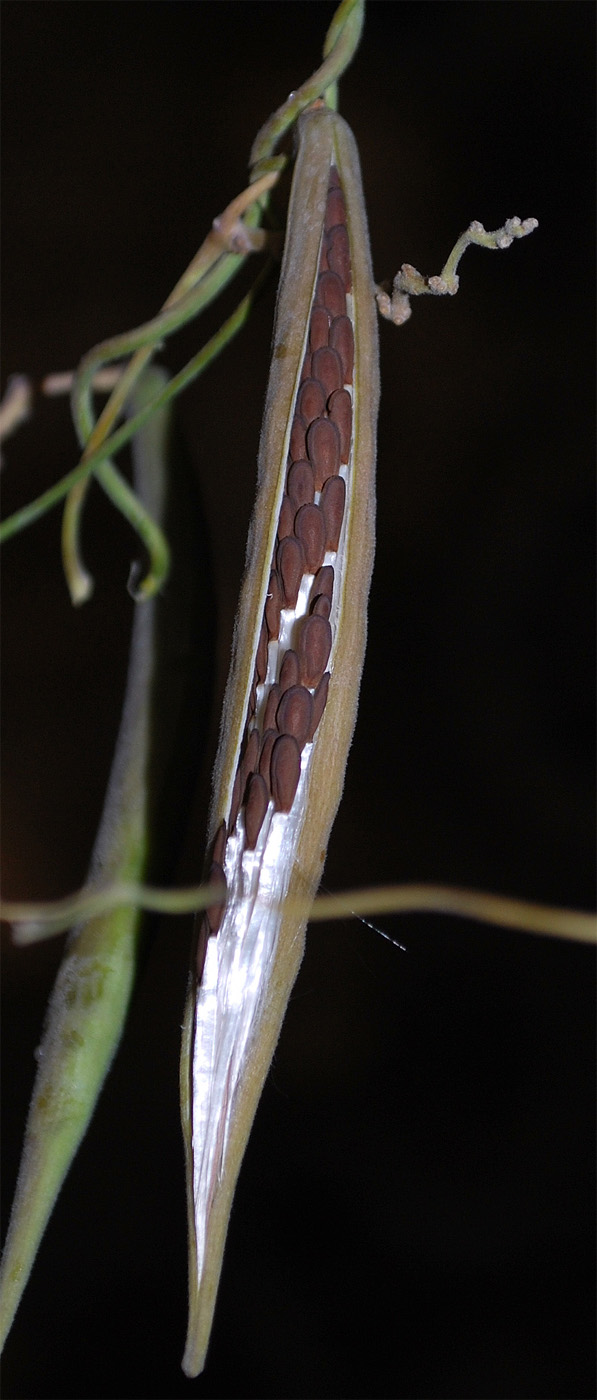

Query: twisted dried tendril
[[376, 216, 539, 326]]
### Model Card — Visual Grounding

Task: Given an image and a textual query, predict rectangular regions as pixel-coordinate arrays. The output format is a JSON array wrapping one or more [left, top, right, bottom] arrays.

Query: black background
[[1, 4, 594, 1397]]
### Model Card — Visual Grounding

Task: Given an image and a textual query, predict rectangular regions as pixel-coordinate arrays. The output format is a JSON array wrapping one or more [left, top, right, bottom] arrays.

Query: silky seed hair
[[181, 104, 379, 1378]]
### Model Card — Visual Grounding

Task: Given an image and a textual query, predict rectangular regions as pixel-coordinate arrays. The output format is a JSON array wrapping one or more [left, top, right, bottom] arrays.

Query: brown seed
[[316, 270, 346, 318], [247, 677, 256, 725], [328, 165, 341, 190], [279, 648, 300, 692], [297, 377, 326, 425], [294, 502, 326, 574], [256, 617, 269, 682], [311, 345, 343, 399], [287, 458, 314, 510], [278, 494, 294, 540], [299, 352, 312, 383], [258, 728, 277, 791], [228, 766, 242, 833], [265, 568, 282, 640], [277, 534, 305, 608], [240, 726, 260, 798], [309, 305, 331, 353], [324, 185, 347, 231], [308, 671, 331, 740], [206, 860, 227, 933], [263, 682, 281, 732], [320, 474, 346, 551], [195, 912, 210, 983], [289, 413, 307, 462], [306, 416, 340, 489], [244, 772, 269, 849], [328, 388, 352, 462], [312, 564, 334, 603], [327, 223, 351, 290], [310, 593, 331, 619], [318, 239, 329, 274], [276, 684, 314, 750], [298, 614, 332, 688], [212, 819, 227, 868], [270, 733, 301, 813], [329, 315, 354, 384]]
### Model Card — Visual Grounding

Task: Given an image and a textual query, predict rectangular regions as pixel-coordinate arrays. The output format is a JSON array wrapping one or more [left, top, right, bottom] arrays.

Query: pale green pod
[[0, 369, 206, 1353], [181, 104, 380, 1376]]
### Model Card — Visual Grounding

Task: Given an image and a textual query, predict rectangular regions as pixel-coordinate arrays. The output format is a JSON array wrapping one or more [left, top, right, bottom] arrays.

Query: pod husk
[[181, 105, 380, 1376]]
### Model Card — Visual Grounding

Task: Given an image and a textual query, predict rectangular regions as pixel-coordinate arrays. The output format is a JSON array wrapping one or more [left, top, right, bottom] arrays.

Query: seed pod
[[270, 733, 301, 812], [311, 345, 343, 399], [298, 613, 332, 687], [315, 269, 347, 318], [318, 240, 329, 274], [255, 617, 268, 682], [262, 681, 282, 733], [244, 772, 269, 849], [277, 534, 305, 607], [239, 726, 260, 799], [258, 728, 278, 791], [324, 184, 347, 230], [310, 593, 331, 619], [286, 458, 315, 510], [181, 104, 379, 1379], [276, 684, 313, 750], [329, 315, 354, 383], [205, 862, 226, 934], [212, 820, 227, 868], [320, 474, 346, 551], [294, 502, 326, 573], [278, 648, 300, 693], [309, 305, 331, 353], [299, 352, 312, 382], [306, 416, 341, 488], [308, 671, 331, 741], [289, 413, 307, 461], [277, 493, 295, 540], [328, 388, 352, 462], [312, 564, 334, 602], [0, 366, 209, 1368], [327, 223, 352, 289], [228, 766, 241, 833], [297, 377, 326, 425], [265, 568, 282, 639]]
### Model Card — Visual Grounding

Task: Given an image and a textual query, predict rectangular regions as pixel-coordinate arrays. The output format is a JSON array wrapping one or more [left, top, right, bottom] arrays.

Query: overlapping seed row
[[196, 165, 354, 979]]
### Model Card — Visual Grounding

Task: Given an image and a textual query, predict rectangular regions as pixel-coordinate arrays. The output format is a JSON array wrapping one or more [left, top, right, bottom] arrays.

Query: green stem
[[61, 194, 273, 601], [2, 882, 594, 947], [71, 196, 270, 451], [0, 265, 272, 552], [250, 0, 364, 167], [0, 0, 363, 580]]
